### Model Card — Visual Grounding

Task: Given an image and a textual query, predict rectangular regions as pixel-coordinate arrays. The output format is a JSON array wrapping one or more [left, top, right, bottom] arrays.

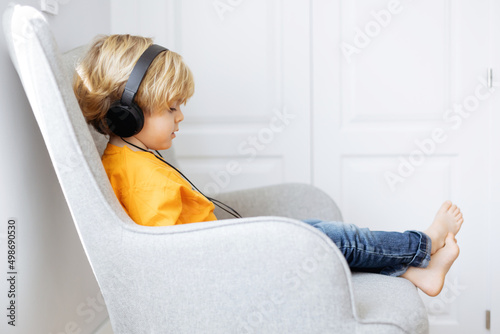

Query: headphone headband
[[104, 44, 168, 137], [121, 44, 169, 106]]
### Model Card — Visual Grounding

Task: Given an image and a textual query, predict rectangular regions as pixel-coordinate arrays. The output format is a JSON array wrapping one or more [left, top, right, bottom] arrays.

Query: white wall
[[0, 1, 111, 333]]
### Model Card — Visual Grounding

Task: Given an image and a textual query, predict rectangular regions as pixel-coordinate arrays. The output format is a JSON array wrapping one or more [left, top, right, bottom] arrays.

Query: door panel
[[313, 0, 490, 332], [170, 0, 312, 194]]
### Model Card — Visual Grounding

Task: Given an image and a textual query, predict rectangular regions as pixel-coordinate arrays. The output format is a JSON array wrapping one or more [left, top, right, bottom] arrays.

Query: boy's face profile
[[134, 100, 184, 151]]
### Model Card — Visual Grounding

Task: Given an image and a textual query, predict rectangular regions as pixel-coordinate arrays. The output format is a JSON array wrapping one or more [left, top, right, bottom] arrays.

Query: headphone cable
[[119, 137, 242, 219]]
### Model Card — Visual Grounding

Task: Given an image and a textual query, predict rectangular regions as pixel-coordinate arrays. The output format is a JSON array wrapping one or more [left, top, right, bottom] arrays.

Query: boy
[[73, 34, 463, 297]]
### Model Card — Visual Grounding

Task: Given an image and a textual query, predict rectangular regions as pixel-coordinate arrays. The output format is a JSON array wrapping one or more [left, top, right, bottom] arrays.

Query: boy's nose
[[177, 110, 184, 123]]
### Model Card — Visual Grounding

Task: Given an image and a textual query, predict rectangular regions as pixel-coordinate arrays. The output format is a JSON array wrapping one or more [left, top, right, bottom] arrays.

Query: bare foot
[[424, 201, 464, 254], [401, 233, 460, 297]]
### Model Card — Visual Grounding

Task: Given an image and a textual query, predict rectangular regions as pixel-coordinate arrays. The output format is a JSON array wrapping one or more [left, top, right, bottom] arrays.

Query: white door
[[112, 0, 312, 194], [162, 0, 312, 195], [491, 2, 500, 332], [312, 0, 492, 333]]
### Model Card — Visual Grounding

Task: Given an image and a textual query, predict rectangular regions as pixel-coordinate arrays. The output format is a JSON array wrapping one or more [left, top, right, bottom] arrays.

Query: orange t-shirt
[[101, 143, 217, 226]]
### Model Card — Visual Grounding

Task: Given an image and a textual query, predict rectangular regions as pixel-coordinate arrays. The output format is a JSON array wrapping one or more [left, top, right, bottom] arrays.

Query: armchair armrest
[[103, 216, 356, 334], [214, 183, 343, 221]]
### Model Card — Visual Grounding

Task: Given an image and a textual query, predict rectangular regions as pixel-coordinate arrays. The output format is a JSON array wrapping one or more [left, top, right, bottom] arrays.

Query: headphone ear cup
[[105, 103, 145, 137]]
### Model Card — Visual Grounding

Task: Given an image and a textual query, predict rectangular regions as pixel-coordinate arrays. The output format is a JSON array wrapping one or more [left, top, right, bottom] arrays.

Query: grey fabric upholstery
[[214, 183, 344, 221], [3, 4, 428, 333]]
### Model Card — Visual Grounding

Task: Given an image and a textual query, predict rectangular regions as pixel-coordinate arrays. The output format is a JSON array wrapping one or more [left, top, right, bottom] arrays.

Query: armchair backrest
[[2, 9, 364, 334], [3, 4, 134, 278]]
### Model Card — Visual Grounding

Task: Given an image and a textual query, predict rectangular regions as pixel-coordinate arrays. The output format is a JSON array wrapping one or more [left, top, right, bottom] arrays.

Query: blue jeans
[[302, 219, 432, 276]]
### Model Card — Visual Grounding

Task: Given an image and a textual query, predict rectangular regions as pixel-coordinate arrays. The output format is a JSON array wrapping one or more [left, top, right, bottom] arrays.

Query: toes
[[439, 200, 453, 213], [448, 204, 458, 214]]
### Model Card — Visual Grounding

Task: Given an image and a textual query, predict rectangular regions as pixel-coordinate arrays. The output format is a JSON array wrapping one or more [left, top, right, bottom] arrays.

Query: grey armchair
[[3, 4, 429, 333]]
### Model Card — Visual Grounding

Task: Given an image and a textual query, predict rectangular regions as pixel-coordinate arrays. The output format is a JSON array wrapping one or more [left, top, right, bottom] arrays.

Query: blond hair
[[73, 34, 194, 135]]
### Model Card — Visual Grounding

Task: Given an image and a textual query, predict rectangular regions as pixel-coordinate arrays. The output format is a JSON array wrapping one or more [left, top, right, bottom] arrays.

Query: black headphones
[[104, 44, 168, 137]]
